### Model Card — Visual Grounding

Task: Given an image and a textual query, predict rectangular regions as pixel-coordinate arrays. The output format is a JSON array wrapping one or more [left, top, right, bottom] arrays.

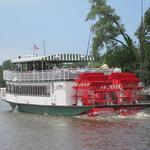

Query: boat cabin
[[4, 54, 94, 82], [11, 54, 93, 72]]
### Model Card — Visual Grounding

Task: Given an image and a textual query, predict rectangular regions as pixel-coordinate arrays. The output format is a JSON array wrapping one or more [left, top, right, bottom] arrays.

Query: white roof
[[11, 56, 43, 63], [11, 53, 94, 63]]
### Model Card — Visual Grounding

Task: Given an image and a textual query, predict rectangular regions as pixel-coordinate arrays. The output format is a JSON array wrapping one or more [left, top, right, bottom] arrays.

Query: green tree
[[0, 60, 11, 87], [2, 60, 11, 70], [86, 0, 137, 70], [0, 65, 5, 87], [104, 46, 138, 71]]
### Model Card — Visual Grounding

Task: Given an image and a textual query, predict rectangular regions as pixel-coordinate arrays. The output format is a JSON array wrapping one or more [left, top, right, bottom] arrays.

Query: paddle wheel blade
[[109, 72, 143, 115], [73, 72, 143, 116], [73, 73, 116, 116]]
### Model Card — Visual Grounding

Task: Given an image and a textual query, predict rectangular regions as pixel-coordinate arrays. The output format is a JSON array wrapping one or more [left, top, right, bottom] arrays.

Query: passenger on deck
[[49, 66, 53, 70]]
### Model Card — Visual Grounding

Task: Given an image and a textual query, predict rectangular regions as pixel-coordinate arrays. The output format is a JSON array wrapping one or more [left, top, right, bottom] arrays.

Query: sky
[[0, 0, 150, 63]]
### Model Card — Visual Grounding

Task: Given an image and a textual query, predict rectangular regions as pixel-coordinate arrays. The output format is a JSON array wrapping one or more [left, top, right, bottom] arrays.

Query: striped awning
[[42, 54, 94, 62]]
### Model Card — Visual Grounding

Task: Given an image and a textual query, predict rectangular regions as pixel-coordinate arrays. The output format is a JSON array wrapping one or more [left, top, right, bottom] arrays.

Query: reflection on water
[[0, 100, 150, 150]]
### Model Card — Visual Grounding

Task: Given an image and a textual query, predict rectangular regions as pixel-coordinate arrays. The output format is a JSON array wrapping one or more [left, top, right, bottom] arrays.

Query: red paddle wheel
[[73, 72, 143, 116], [109, 72, 142, 115], [73, 73, 115, 115]]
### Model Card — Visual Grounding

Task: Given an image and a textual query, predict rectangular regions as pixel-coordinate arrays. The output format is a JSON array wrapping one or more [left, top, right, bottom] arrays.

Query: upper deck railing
[[3, 68, 121, 82]]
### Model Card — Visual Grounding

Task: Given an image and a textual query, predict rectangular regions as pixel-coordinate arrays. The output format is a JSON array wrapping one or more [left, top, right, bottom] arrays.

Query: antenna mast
[[86, 28, 92, 56]]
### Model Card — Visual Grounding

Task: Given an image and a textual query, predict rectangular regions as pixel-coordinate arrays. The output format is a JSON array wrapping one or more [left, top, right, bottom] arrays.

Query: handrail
[[3, 68, 121, 82], [3, 69, 80, 82]]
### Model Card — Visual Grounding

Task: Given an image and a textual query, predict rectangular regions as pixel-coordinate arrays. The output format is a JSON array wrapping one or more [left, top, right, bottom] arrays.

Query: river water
[[0, 100, 150, 150]]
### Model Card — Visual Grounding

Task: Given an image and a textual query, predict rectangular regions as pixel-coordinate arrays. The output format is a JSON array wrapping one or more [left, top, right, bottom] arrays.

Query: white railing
[[3, 69, 80, 82], [3, 68, 121, 82]]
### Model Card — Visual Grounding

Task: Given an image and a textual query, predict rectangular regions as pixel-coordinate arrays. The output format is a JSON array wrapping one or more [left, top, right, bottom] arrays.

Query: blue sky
[[0, 0, 150, 63]]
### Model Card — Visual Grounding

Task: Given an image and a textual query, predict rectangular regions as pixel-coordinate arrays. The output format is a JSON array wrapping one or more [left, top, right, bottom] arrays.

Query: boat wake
[[117, 111, 149, 119], [75, 111, 150, 121]]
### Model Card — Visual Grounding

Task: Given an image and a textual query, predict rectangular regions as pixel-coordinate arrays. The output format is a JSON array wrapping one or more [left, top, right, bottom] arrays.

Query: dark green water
[[0, 100, 150, 150]]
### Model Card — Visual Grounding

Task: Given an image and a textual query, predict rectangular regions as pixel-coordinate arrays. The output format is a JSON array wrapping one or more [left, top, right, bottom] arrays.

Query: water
[[0, 100, 150, 150]]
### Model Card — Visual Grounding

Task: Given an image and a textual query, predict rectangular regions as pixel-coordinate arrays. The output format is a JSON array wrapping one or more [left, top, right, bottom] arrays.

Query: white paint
[[5, 81, 76, 106], [6, 94, 51, 106], [65, 81, 76, 105], [51, 81, 76, 106], [52, 82, 67, 105]]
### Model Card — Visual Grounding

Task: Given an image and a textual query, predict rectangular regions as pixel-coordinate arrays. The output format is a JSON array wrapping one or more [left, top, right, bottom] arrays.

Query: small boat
[[1, 53, 150, 116]]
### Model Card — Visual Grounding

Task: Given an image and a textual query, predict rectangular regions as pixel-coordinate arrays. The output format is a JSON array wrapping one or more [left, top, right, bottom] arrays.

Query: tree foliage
[[104, 46, 138, 71], [0, 66, 5, 87], [86, 0, 137, 71], [0, 60, 11, 87], [138, 8, 150, 43], [2, 60, 11, 70]]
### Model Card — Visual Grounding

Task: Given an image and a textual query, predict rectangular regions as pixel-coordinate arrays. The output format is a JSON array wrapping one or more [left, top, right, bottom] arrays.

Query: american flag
[[33, 44, 39, 50]]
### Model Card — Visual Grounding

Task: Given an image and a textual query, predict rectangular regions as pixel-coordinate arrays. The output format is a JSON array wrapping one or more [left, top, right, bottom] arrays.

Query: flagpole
[[43, 40, 46, 56]]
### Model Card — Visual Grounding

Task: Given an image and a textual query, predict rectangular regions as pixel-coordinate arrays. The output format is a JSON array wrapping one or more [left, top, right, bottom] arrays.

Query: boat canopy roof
[[12, 53, 94, 63], [11, 55, 43, 63]]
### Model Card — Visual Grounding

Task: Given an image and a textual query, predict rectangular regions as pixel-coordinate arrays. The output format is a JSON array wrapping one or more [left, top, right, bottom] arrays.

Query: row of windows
[[6, 85, 50, 96]]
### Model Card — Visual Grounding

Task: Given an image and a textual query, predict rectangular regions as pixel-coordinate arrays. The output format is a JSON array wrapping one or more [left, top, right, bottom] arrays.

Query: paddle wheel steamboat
[[1, 53, 150, 116]]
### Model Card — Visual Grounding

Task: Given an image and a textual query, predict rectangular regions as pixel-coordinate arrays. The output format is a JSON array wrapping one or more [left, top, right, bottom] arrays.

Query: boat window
[[7, 84, 50, 97], [64, 54, 66, 60], [14, 86, 17, 94], [12, 85, 14, 94], [60, 54, 63, 60], [24, 86, 26, 95], [30, 86, 32, 95], [16, 86, 18, 94], [27, 86, 29, 95], [35, 86, 37, 95], [76, 54, 78, 61], [73, 54, 75, 60], [21, 86, 23, 95], [33, 86, 35, 95], [28, 86, 30, 95], [39, 86, 42, 96], [46, 86, 50, 96], [67, 54, 69, 60], [70, 54, 72, 60], [19, 86, 22, 94], [42, 86, 44, 96]]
